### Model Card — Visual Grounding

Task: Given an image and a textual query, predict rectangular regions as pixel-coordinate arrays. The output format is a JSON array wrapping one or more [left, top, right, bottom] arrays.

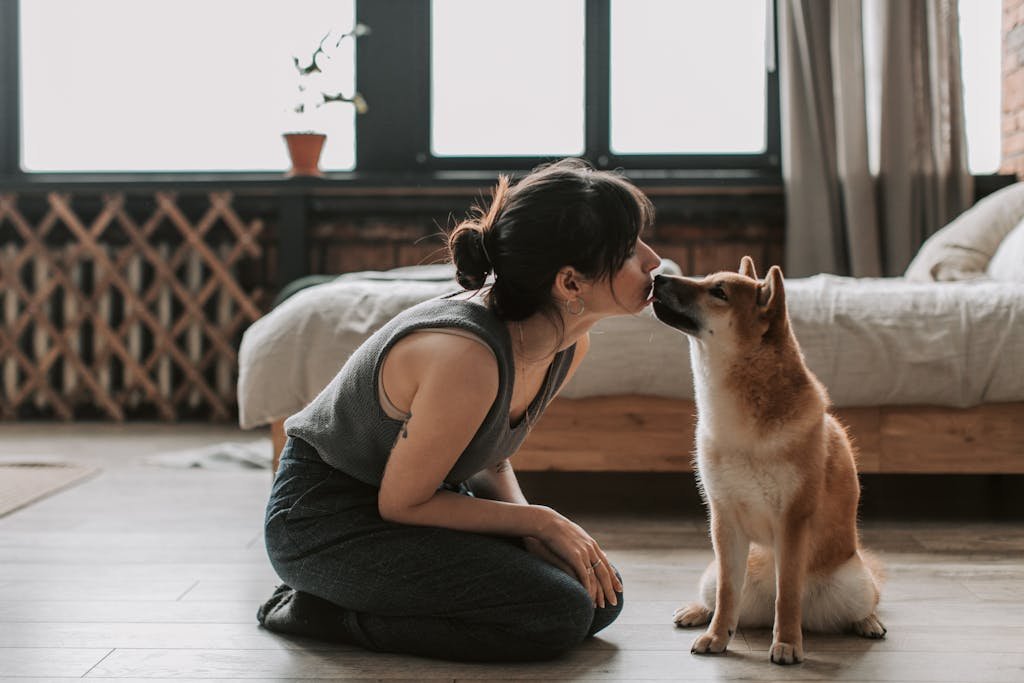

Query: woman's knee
[[539, 565, 626, 645], [513, 574, 599, 657], [588, 567, 624, 636]]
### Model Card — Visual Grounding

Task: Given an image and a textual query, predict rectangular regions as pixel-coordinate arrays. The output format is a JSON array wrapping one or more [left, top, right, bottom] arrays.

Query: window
[[431, 0, 585, 157], [19, 0, 356, 172], [8, 0, 779, 176], [863, 0, 1001, 176], [420, 0, 778, 170], [959, 0, 1001, 174], [609, 0, 768, 156]]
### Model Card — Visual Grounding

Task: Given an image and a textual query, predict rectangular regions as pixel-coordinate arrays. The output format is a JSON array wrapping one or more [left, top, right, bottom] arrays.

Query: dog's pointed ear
[[739, 256, 758, 280], [757, 266, 786, 319]]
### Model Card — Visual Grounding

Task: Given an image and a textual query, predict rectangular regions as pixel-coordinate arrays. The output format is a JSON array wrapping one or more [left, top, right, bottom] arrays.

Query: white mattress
[[237, 264, 1024, 429]]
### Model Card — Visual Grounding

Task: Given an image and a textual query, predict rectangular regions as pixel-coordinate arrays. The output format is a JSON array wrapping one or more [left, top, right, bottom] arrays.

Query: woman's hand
[[523, 536, 575, 575], [532, 506, 622, 608]]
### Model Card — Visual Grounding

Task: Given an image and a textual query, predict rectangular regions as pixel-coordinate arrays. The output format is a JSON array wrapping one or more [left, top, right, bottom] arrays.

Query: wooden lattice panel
[[0, 191, 265, 421]]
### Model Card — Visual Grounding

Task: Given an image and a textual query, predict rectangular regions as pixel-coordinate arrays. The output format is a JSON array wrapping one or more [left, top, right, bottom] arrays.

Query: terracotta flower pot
[[283, 132, 326, 177]]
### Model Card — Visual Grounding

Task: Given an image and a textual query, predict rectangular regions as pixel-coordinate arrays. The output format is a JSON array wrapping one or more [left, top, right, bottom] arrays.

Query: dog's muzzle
[[652, 275, 702, 335]]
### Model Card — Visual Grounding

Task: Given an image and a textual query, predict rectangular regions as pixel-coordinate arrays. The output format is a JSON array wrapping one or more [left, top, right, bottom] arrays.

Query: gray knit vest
[[284, 295, 577, 487]]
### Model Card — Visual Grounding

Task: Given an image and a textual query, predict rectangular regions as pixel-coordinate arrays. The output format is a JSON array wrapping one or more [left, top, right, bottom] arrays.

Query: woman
[[258, 158, 662, 661]]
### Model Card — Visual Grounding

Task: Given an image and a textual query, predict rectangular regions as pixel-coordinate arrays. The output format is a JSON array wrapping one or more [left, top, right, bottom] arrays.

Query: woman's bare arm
[[466, 459, 527, 503]]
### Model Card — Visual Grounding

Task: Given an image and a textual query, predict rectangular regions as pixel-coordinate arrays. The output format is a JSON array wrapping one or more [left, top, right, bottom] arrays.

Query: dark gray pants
[[261, 437, 623, 662]]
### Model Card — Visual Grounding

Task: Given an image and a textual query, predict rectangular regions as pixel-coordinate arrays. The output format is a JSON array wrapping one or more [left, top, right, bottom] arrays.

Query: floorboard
[[1, 423, 1022, 681]]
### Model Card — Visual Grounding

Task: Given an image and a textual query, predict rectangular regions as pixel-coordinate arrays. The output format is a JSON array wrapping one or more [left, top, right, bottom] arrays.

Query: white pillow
[[987, 217, 1024, 282], [905, 181, 1024, 281]]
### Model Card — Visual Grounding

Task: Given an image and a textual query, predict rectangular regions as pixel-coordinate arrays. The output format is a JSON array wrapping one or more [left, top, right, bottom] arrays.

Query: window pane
[[959, 0, 1001, 174], [20, 0, 355, 172], [610, 0, 767, 155], [431, 0, 585, 157]]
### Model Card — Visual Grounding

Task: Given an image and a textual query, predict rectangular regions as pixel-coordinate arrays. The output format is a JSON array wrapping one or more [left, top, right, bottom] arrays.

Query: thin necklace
[[514, 321, 534, 431]]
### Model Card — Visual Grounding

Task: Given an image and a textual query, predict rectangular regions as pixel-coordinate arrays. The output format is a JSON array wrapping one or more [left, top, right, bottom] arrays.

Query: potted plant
[[284, 23, 369, 177]]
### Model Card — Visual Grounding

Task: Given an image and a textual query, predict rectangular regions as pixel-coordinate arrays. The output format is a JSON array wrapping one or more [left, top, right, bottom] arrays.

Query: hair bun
[[449, 224, 491, 290]]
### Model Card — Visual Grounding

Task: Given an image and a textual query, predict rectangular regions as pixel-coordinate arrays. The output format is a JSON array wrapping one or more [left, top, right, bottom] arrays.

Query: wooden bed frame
[[270, 396, 1024, 475]]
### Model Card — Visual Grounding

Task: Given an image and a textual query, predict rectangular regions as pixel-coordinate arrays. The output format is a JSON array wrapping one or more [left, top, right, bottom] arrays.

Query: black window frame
[[2, 0, 781, 181], [0, 0, 18, 177], [357, 0, 780, 174]]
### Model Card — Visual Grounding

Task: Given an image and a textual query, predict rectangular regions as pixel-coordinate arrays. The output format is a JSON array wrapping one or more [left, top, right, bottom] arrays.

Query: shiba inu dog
[[651, 257, 885, 665]]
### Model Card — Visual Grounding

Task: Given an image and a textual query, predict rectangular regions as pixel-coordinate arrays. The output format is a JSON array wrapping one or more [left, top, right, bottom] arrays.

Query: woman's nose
[[645, 244, 662, 272]]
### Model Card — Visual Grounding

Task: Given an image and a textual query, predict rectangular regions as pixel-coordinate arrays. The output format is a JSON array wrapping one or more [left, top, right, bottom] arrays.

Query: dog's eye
[[709, 284, 728, 301]]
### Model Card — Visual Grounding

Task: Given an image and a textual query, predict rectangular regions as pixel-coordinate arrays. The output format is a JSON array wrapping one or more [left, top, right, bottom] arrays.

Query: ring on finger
[[590, 559, 603, 569]]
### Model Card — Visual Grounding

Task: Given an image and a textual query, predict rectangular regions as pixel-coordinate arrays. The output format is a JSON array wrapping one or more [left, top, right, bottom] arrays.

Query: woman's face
[[592, 238, 662, 315]]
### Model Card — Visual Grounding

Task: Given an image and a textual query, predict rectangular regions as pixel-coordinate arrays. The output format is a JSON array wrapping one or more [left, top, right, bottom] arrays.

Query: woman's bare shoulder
[[385, 329, 499, 397]]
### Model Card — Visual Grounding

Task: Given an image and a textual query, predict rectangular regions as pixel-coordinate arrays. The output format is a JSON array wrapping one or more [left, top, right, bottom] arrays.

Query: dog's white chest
[[697, 444, 800, 544]]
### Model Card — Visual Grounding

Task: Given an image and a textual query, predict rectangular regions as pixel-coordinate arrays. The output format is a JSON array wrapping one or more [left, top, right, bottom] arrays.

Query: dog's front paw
[[691, 629, 731, 655], [674, 602, 712, 628], [853, 613, 887, 639], [769, 640, 804, 665]]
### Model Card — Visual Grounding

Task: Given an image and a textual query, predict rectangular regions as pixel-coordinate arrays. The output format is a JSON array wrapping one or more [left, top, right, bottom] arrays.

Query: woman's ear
[[552, 267, 585, 302]]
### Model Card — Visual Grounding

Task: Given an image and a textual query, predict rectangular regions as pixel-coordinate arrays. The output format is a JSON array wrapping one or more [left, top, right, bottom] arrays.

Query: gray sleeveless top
[[284, 295, 577, 487]]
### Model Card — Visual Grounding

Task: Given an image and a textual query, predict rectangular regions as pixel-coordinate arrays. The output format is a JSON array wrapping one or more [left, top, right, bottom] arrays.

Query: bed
[[237, 184, 1024, 475]]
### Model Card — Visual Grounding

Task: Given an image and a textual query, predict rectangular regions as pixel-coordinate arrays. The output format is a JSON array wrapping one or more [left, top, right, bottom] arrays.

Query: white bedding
[[237, 264, 1024, 429]]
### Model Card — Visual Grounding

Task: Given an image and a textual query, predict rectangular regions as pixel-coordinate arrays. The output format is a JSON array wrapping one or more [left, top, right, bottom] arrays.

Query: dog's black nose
[[652, 274, 670, 302]]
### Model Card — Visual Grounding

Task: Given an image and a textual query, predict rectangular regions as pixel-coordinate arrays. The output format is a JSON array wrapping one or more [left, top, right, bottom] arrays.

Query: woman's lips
[[643, 281, 656, 305]]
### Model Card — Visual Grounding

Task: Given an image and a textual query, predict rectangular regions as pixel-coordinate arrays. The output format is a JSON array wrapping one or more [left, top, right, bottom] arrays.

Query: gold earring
[[565, 297, 585, 316]]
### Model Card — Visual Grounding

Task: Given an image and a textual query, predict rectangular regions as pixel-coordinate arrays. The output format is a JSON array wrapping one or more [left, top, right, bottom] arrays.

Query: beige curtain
[[780, 0, 973, 277]]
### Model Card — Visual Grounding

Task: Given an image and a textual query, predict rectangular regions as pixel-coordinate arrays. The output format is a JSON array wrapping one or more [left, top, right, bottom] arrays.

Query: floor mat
[[0, 462, 101, 518], [145, 439, 272, 470]]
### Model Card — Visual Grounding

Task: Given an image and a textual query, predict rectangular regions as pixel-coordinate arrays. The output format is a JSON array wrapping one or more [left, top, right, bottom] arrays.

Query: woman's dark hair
[[447, 158, 655, 321]]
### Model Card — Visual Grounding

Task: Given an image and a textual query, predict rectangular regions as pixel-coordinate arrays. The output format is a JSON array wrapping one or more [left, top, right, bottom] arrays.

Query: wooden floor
[[1, 423, 1023, 682]]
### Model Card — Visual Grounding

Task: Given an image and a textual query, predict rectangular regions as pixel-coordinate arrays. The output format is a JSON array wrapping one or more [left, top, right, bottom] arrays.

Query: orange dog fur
[[651, 257, 885, 665]]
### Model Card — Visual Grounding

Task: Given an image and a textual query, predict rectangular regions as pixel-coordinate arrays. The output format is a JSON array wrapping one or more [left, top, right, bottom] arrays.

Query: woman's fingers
[[538, 515, 619, 608], [580, 551, 602, 607], [576, 552, 599, 606], [592, 558, 617, 606], [598, 546, 623, 594], [602, 548, 622, 592]]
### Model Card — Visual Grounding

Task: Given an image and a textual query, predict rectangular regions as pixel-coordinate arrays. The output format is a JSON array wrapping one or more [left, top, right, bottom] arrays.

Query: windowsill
[[2, 171, 1013, 203], [0, 168, 784, 195]]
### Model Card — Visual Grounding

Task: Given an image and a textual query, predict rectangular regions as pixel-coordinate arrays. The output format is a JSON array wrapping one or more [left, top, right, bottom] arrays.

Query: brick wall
[[304, 190, 785, 279], [1003, 0, 1024, 176]]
